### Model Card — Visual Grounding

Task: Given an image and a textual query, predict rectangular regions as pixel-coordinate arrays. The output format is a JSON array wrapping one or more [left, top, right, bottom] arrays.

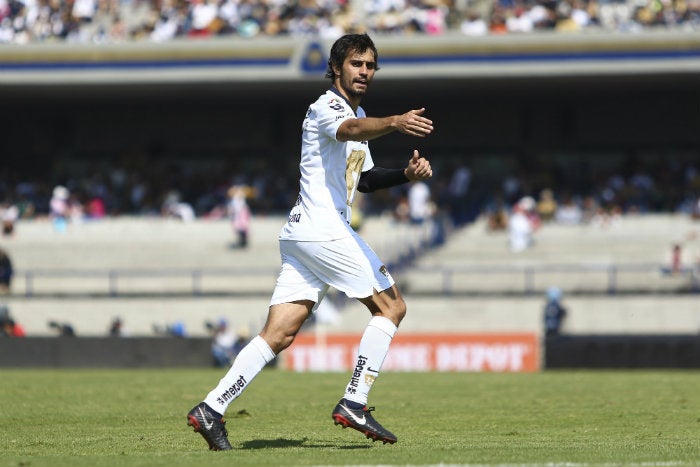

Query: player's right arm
[[336, 108, 433, 142]]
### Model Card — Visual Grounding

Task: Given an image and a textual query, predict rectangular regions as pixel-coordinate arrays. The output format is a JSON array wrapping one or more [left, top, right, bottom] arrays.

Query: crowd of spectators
[[1, 0, 699, 45], [1, 152, 699, 234]]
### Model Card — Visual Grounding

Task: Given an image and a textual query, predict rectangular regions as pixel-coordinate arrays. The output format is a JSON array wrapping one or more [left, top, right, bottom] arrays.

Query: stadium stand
[[1, 7, 699, 341], [1, 0, 699, 45], [1, 212, 698, 337]]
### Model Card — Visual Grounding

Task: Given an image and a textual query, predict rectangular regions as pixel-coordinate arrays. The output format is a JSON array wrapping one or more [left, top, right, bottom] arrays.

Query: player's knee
[[396, 300, 407, 323], [260, 329, 297, 354], [385, 298, 406, 326]]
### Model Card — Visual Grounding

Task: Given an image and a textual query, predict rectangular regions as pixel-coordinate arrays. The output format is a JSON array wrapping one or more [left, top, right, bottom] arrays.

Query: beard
[[339, 74, 369, 99], [345, 86, 366, 99]]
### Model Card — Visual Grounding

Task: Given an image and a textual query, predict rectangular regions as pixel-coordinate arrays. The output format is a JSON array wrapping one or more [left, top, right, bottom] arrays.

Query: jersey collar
[[330, 86, 357, 116]]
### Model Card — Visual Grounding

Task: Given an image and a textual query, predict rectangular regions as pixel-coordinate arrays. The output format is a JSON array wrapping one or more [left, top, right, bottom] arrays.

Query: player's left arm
[[358, 150, 432, 193]]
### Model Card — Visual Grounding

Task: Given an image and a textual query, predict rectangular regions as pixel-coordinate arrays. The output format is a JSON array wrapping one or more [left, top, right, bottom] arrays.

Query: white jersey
[[280, 88, 375, 241]]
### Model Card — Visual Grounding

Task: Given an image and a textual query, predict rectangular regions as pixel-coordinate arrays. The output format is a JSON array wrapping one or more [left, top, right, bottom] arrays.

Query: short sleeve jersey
[[279, 88, 375, 241]]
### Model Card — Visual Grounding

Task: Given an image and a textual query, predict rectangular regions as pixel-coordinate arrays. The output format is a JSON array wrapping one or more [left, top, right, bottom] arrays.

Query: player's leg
[[299, 235, 402, 443], [188, 241, 324, 450], [203, 301, 311, 412], [188, 301, 311, 450], [331, 285, 403, 444], [345, 284, 405, 406]]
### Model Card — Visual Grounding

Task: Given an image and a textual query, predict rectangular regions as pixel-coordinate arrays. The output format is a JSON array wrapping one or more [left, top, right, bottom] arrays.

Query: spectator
[[408, 180, 433, 225], [109, 316, 129, 337], [0, 248, 13, 295], [486, 201, 508, 232], [446, 165, 472, 226], [1, 201, 19, 236], [461, 10, 489, 35], [48, 320, 76, 336], [543, 286, 567, 336], [536, 189, 557, 223], [555, 196, 583, 225], [2, 0, 699, 45], [3, 318, 26, 337], [153, 320, 188, 337], [670, 243, 683, 274], [208, 318, 236, 367], [87, 196, 107, 219], [207, 318, 249, 367], [227, 185, 252, 249], [661, 239, 700, 275], [692, 196, 700, 220], [508, 196, 538, 252], [50, 185, 70, 233], [0, 304, 24, 337], [393, 195, 410, 223], [162, 191, 196, 222]]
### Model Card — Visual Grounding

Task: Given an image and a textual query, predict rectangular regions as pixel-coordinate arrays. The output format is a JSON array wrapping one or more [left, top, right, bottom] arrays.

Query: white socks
[[202, 317, 397, 415], [203, 335, 276, 415], [343, 316, 397, 406]]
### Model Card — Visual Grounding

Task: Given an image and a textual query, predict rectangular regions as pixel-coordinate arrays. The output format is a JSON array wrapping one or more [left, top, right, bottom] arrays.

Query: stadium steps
[[396, 214, 700, 295]]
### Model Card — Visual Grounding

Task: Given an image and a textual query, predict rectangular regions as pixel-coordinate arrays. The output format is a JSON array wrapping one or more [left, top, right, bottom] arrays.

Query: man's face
[[334, 49, 377, 100]]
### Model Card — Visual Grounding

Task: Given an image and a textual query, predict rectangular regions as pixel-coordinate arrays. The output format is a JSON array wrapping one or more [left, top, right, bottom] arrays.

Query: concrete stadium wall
[[3, 332, 700, 368], [5, 294, 699, 338], [545, 335, 700, 368], [0, 337, 212, 367]]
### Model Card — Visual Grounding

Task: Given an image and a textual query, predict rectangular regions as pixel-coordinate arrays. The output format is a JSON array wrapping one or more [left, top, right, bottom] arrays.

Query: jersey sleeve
[[316, 94, 355, 141]]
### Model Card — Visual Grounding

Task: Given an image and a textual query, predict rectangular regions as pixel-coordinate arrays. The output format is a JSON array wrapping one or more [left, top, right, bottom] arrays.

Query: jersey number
[[345, 150, 366, 206]]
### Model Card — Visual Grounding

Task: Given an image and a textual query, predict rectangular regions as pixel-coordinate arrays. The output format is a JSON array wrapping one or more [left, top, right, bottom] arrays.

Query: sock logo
[[365, 366, 379, 386], [346, 355, 367, 395], [216, 375, 247, 406]]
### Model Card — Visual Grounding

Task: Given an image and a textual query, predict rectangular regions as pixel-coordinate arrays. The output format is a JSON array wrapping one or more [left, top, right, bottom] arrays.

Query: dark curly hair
[[325, 33, 380, 82]]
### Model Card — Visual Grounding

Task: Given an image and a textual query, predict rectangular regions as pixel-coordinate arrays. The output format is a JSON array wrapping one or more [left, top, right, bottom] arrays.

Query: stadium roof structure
[[1, 31, 699, 87]]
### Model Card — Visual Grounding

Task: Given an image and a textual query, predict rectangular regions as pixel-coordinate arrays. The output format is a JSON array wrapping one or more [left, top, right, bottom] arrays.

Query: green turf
[[1, 368, 699, 467]]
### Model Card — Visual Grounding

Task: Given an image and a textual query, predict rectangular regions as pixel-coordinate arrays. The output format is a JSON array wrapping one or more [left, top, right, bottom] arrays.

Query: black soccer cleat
[[187, 402, 232, 451], [331, 399, 397, 444]]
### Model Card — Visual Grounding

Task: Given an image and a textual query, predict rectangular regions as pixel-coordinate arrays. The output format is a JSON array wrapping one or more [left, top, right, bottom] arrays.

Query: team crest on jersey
[[327, 98, 344, 112]]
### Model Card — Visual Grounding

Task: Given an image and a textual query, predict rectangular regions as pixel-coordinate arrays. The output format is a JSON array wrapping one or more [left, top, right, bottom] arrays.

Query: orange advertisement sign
[[284, 333, 539, 372]]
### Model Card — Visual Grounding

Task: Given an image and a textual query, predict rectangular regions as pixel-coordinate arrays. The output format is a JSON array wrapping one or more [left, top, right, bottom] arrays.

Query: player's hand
[[404, 150, 433, 181], [393, 108, 433, 138]]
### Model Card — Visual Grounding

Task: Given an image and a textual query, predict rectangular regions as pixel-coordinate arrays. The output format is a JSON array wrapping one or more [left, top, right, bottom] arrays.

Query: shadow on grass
[[240, 438, 372, 450]]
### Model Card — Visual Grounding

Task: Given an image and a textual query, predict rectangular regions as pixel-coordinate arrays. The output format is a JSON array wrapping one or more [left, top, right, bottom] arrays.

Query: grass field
[[1, 368, 699, 467]]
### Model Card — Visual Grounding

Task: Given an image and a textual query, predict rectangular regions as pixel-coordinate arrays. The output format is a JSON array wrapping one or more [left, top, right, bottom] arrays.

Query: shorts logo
[[379, 265, 389, 278]]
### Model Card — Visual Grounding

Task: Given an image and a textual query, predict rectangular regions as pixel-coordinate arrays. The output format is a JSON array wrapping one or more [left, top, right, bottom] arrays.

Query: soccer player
[[187, 33, 434, 450]]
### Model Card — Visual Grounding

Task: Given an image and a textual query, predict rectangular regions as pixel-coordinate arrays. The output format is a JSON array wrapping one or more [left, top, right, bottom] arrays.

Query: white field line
[[313, 462, 696, 467]]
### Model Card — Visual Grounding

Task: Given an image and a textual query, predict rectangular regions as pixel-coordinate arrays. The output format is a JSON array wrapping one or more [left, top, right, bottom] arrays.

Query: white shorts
[[269, 234, 395, 308]]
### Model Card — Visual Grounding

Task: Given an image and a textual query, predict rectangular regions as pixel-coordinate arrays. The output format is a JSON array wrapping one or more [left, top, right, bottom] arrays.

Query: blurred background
[[1, 4, 699, 368]]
